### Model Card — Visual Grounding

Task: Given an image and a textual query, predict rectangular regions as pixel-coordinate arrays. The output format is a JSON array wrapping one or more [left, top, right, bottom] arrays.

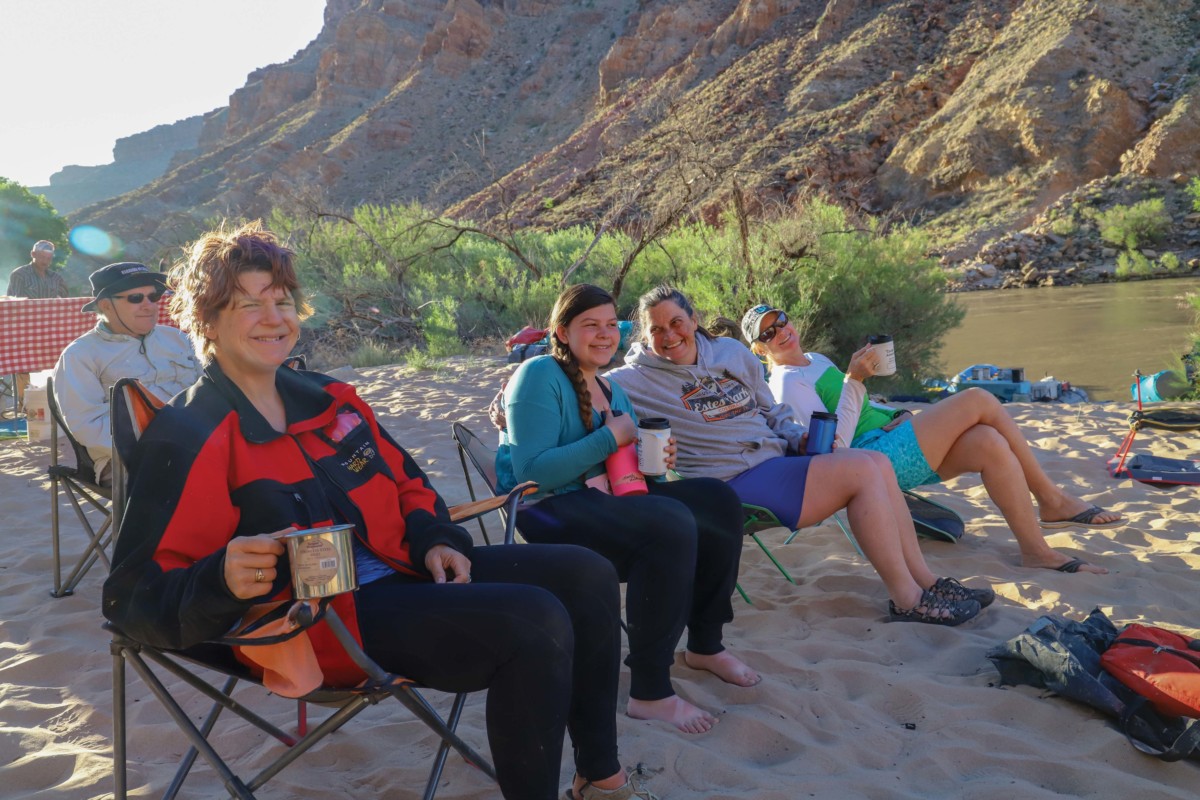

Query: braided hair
[[548, 284, 618, 432]]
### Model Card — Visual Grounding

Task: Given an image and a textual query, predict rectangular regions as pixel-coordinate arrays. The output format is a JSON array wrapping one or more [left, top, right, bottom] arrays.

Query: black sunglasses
[[757, 311, 789, 343], [111, 291, 165, 304]]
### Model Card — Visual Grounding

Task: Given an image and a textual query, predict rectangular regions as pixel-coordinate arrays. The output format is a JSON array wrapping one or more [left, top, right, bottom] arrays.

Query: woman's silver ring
[[254, 568, 265, 583]]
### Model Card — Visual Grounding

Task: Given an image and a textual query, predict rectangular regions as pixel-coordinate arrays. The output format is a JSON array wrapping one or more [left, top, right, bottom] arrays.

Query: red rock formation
[[70, 0, 1200, 266]]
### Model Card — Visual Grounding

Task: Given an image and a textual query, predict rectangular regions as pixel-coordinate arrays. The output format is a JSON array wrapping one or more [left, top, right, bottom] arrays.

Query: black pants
[[356, 543, 621, 800], [517, 477, 744, 700]]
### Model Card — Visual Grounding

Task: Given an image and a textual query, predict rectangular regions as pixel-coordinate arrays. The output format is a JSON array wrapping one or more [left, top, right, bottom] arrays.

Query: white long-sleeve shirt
[[51, 322, 201, 477]]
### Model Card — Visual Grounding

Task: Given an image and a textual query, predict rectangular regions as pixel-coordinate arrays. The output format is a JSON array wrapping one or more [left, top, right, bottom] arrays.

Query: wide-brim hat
[[741, 304, 783, 343], [81, 262, 169, 312]]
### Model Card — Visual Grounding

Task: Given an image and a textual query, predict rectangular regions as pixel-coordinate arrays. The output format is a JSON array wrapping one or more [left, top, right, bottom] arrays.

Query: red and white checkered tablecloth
[[0, 296, 177, 374]]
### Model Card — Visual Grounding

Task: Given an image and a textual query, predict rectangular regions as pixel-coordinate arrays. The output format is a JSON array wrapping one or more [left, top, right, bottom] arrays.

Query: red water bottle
[[604, 411, 648, 496]]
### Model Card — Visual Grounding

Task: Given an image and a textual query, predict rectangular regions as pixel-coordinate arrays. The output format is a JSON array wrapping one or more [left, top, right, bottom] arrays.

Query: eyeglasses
[[756, 311, 788, 343], [111, 291, 165, 304]]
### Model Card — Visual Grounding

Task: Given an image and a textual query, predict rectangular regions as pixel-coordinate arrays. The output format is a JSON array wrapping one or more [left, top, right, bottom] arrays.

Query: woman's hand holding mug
[[846, 344, 878, 383]]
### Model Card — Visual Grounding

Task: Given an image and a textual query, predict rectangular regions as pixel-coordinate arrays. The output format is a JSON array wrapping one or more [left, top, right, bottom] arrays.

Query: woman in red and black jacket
[[102, 221, 657, 800]]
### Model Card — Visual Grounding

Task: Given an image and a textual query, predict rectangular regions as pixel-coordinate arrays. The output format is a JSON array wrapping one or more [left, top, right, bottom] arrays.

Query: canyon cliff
[[69, 0, 1200, 262]]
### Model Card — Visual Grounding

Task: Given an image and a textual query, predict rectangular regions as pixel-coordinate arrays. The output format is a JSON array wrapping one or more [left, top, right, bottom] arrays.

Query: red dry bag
[[1101, 624, 1200, 719]]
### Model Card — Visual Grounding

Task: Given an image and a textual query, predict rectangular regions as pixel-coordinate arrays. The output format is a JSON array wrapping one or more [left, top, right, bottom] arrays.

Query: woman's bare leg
[[935, 425, 1107, 574], [909, 388, 1120, 524], [796, 450, 929, 609]]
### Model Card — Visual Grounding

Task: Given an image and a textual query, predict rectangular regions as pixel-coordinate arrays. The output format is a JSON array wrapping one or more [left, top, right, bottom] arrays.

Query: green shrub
[[271, 198, 963, 386], [403, 348, 438, 371], [1116, 250, 1154, 279], [1096, 199, 1170, 249], [1160, 252, 1181, 272], [350, 340, 403, 368], [1188, 177, 1200, 212], [1048, 215, 1077, 236]]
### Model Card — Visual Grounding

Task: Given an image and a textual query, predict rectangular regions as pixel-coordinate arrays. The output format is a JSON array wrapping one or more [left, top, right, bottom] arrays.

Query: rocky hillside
[[72, 0, 1200, 266], [33, 115, 206, 215]]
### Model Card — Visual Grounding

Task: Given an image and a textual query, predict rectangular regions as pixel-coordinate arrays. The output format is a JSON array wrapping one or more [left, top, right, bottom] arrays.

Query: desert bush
[[1160, 252, 1182, 272], [350, 340, 404, 368], [1049, 215, 1078, 237], [272, 198, 962, 384], [1188, 177, 1200, 212], [1095, 199, 1170, 250], [1116, 250, 1154, 279]]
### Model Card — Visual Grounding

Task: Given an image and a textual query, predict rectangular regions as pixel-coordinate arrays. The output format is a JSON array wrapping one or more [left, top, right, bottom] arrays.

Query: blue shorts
[[852, 420, 941, 491], [726, 455, 812, 528]]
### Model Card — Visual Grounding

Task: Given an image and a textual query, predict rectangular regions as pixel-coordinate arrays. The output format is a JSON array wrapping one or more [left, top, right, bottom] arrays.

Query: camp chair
[[108, 378, 535, 800], [1109, 370, 1200, 486], [453, 420, 532, 546], [47, 376, 114, 598]]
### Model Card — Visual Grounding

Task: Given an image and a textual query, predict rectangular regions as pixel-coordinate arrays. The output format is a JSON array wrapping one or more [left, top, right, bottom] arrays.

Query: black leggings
[[355, 543, 621, 800], [516, 477, 744, 700]]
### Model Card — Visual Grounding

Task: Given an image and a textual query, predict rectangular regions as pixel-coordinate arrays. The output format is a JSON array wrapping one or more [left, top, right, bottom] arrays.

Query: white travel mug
[[636, 418, 671, 476], [867, 334, 896, 377]]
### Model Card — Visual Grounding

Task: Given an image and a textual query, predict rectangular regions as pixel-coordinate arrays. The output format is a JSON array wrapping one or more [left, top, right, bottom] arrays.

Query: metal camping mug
[[636, 418, 671, 476], [807, 411, 838, 455], [866, 334, 896, 376], [283, 524, 358, 599]]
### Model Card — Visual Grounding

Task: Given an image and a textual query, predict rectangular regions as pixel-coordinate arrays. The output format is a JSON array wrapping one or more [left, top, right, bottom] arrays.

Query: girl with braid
[[496, 284, 756, 741]]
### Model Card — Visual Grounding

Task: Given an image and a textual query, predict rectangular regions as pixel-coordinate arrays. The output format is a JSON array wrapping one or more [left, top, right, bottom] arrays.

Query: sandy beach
[[2, 356, 1197, 799]]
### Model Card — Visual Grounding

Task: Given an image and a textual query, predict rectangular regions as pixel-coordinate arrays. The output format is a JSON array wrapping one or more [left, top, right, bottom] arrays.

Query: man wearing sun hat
[[51, 262, 200, 484]]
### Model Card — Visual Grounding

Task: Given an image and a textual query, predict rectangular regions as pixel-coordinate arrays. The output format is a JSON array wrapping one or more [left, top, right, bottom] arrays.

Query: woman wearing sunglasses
[[605, 286, 991, 627], [744, 303, 1119, 575]]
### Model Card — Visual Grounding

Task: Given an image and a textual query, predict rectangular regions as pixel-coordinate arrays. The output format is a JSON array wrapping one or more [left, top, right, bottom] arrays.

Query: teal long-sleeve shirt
[[495, 355, 638, 498]]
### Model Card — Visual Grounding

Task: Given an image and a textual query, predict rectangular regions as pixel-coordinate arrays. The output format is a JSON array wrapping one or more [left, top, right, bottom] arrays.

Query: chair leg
[[735, 582, 753, 604], [750, 532, 796, 584], [423, 691, 469, 800], [164, 676, 240, 800], [51, 480, 113, 597], [50, 475, 65, 598], [112, 642, 127, 800], [831, 514, 866, 559], [123, 651, 257, 800], [322, 607, 498, 785]]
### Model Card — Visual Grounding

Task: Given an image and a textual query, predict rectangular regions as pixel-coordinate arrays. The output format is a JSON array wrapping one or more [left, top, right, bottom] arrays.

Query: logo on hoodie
[[680, 375, 753, 422]]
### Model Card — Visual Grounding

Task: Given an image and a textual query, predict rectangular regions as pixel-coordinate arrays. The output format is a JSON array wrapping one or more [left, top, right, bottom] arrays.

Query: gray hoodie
[[607, 335, 807, 482]]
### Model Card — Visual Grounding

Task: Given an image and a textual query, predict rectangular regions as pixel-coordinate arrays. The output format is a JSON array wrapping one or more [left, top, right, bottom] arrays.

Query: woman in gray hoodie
[[606, 287, 990, 628]]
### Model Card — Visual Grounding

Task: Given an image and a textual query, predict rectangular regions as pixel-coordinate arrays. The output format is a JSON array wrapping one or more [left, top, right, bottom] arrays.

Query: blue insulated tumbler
[[807, 411, 838, 455]]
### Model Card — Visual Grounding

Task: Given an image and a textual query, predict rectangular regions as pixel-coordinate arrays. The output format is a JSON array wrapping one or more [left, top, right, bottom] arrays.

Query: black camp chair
[[107, 378, 536, 800], [47, 375, 114, 597]]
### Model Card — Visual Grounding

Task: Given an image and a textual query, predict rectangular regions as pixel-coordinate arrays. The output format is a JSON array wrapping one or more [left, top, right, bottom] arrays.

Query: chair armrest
[[448, 481, 537, 524]]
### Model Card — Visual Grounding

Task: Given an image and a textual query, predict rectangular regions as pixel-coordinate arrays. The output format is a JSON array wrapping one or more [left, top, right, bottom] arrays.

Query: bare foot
[[627, 695, 717, 734], [1022, 551, 1109, 574], [1038, 494, 1122, 526], [684, 650, 761, 687]]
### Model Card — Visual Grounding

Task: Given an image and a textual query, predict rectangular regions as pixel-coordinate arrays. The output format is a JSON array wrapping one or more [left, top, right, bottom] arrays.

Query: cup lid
[[638, 417, 671, 429], [867, 334, 892, 344]]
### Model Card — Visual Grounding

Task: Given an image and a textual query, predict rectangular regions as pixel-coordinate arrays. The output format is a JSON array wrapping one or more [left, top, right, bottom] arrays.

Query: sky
[[0, 0, 327, 188]]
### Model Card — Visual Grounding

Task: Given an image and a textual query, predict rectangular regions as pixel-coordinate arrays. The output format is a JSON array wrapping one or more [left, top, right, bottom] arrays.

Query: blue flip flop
[[1039, 505, 1122, 530]]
